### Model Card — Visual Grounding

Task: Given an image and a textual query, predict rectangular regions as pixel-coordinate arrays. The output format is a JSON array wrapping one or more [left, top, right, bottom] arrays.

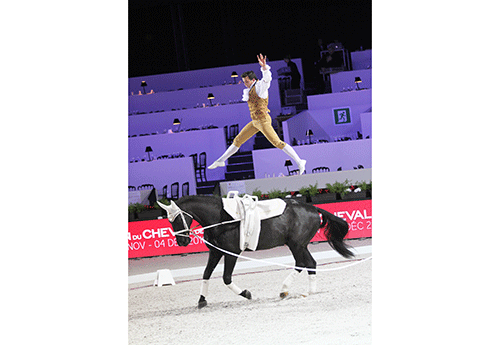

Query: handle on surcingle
[[227, 191, 239, 198]]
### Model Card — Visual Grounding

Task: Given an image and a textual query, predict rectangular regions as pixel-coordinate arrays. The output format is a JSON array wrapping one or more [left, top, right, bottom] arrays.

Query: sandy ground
[[129, 239, 372, 344]]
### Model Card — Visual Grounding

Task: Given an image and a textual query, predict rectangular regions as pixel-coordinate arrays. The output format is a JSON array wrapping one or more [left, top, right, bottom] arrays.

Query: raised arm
[[257, 53, 272, 87], [257, 54, 267, 70]]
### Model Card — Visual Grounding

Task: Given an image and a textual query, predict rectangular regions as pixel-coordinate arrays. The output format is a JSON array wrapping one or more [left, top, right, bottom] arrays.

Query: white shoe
[[298, 159, 306, 175], [208, 160, 225, 169]]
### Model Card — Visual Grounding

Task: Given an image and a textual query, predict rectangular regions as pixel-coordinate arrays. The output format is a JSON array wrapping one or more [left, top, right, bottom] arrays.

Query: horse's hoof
[[280, 292, 288, 299], [198, 300, 208, 309], [240, 289, 252, 300]]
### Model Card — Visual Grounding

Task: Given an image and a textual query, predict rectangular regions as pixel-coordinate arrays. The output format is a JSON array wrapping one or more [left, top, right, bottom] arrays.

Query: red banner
[[311, 199, 372, 241], [128, 199, 371, 258], [128, 219, 208, 258]]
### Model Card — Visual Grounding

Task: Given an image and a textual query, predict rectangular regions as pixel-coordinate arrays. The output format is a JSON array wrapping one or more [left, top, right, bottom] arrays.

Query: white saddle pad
[[222, 192, 286, 251]]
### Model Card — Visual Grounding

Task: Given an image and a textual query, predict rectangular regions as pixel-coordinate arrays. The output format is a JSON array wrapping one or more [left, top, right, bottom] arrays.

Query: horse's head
[[157, 200, 192, 247]]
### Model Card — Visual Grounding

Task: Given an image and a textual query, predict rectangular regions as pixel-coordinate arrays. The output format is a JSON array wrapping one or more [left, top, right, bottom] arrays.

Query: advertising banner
[[128, 219, 208, 258], [311, 199, 372, 241], [128, 199, 371, 258]]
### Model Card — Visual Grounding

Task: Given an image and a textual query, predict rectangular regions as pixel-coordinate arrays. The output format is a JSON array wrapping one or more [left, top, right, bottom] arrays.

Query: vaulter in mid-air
[[208, 54, 306, 175]]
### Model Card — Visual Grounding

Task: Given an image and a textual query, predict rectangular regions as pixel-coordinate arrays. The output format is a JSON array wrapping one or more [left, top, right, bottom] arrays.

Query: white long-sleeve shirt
[[242, 65, 272, 101]]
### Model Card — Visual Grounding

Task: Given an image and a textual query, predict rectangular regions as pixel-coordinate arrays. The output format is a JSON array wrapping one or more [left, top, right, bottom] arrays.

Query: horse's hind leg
[[303, 248, 317, 295], [280, 243, 306, 298], [198, 249, 223, 309], [223, 254, 252, 300]]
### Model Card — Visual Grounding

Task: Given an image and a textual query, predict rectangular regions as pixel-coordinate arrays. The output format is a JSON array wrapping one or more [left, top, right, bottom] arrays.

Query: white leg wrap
[[281, 270, 299, 293], [200, 279, 209, 297], [226, 282, 243, 295], [308, 274, 317, 294]]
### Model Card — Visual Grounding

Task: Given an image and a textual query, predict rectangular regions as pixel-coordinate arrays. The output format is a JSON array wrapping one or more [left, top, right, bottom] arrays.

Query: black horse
[[158, 195, 353, 308]]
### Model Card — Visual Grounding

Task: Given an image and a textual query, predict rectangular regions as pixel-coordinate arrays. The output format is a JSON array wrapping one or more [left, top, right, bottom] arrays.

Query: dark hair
[[241, 71, 257, 80]]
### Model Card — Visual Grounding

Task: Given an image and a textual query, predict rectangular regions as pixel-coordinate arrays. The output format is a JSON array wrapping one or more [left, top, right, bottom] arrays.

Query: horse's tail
[[316, 207, 354, 258]]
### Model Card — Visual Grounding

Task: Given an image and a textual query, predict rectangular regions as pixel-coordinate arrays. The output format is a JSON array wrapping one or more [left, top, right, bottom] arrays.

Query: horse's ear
[[157, 201, 173, 214]]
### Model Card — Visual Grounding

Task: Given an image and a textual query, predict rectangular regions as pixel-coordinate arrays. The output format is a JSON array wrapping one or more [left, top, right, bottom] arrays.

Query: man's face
[[242, 76, 255, 89]]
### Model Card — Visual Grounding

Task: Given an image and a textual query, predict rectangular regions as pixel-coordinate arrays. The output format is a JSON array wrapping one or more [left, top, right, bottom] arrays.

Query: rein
[[170, 209, 241, 237], [170, 208, 372, 272]]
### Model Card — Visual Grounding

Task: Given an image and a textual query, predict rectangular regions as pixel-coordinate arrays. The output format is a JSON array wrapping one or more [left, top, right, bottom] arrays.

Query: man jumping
[[208, 54, 306, 175]]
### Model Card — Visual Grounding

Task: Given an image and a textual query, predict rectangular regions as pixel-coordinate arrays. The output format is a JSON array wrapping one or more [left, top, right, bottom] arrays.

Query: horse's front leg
[[223, 254, 252, 300], [198, 249, 223, 309], [280, 269, 300, 298]]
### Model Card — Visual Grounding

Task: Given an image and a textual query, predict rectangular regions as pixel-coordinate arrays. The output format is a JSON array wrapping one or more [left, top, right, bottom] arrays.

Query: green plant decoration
[[298, 186, 309, 196], [252, 189, 263, 198], [326, 179, 351, 196], [357, 180, 372, 192], [128, 203, 145, 214], [268, 188, 288, 199], [307, 183, 319, 196]]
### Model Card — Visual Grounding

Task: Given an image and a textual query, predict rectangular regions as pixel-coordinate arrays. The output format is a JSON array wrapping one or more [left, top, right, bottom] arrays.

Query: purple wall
[[252, 140, 372, 179], [350, 50, 372, 70], [128, 157, 196, 198], [360, 111, 372, 138], [128, 128, 226, 181], [307, 88, 371, 111], [129, 84, 244, 113], [283, 105, 372, 143], [329, 69, 372, 93], [128, 103, 255, 152], [129, 79, 281, 118]]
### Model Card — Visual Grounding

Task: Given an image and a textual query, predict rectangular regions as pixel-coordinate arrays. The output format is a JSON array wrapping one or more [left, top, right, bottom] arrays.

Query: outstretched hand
[[257, 54, 267, 70]]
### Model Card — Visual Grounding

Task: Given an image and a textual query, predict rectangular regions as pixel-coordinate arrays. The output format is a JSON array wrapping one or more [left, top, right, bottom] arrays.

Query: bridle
[[169, 209, 195, 237]]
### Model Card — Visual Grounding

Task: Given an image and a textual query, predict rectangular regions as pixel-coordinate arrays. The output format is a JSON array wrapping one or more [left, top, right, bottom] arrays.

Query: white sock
[[217, 144, 239, 162], [200, 279, 209, 297], [226, 282, 243, 295], [281, 270, 300, 292], [282, 144, 303, 166], [308, 274, 317, 294]]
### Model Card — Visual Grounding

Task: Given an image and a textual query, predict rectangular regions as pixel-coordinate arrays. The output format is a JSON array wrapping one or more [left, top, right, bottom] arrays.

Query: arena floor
[[129, 238, 372, 344]]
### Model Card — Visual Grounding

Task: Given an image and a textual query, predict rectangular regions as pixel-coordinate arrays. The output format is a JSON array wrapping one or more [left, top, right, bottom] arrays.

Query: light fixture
[[231, 71, 238, 83], [141, 81, 148, 94], [207, 93, 215, 106], [354, 77, 362, 90], [306, 129, 314, 144], [284, 159, 293, 175], [172, 118, 181, 133], [145, 146, 153, 161]]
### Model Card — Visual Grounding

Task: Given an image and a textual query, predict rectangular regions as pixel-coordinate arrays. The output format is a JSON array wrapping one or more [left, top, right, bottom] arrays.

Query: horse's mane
[[176, 195, 226, 227]]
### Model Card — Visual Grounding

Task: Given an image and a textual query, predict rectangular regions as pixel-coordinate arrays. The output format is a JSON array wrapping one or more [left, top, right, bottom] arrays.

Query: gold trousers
[[232, 115, 285, 149]]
